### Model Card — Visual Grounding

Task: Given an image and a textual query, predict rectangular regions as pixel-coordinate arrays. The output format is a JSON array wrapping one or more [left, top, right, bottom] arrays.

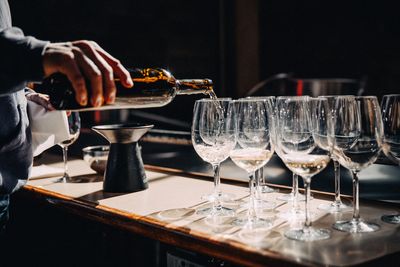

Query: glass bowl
[[82, 145, 109, 174]]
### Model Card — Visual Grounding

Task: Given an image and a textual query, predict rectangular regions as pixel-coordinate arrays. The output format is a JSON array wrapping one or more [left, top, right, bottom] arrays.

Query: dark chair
[[246, 73, 366, 97]]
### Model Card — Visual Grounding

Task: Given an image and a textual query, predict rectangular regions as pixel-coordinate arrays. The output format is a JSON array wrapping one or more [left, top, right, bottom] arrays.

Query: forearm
[[0, 27, 49, 96]]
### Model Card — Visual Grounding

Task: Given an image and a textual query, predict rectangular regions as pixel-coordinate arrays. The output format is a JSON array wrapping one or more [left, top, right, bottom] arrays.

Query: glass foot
[[238, 227, 272, 243], [333, 219, 380, 233], [196, 205, 234, 217], [381, 214, 400, 224], [232, 216, 272, 228], [201, 192, 236, 202], [259, 184, 278, 193], [318, 201, 352, 213], [56, 174, 70, 183], [240, 199, 277, 211], [203, 208, 236, 226], [285, 227, 331, 241], [278, 209, 305, 221], [158, 208, 195, 220], [277, 192, 306, 202]]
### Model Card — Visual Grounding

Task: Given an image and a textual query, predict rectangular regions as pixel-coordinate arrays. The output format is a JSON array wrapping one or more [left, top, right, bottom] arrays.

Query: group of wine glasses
[[192, 97, 276, 240], [191, 94, 400, 242]]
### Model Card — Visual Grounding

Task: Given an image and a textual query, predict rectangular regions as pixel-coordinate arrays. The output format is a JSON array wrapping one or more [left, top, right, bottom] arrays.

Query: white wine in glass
[[275, 96, 308, 203], [57, 111, 81, 183], [244, 96, 278, 194], [230, 99, 275, 233], [277, 97, 332, 242], [191, 98, 236, 222]]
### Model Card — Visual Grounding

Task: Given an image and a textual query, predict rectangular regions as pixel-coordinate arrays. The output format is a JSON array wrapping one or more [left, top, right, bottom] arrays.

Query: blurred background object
[[12, 0, 400, 129]]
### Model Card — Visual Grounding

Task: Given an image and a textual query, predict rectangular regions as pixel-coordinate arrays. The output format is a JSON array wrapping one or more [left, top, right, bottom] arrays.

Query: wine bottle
[[33, 68, 214, 111]]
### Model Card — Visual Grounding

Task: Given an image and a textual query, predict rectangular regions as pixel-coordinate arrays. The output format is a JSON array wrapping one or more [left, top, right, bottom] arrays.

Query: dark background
[[9, 0, 400, 129], [259, 1, 400, 94]]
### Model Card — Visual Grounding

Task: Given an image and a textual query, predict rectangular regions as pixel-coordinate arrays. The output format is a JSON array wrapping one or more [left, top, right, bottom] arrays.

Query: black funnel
[[92, 123, 153, 193]]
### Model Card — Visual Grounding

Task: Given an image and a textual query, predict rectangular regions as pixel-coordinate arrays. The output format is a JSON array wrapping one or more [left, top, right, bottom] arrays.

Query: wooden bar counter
[[9, 156, 400, 267]]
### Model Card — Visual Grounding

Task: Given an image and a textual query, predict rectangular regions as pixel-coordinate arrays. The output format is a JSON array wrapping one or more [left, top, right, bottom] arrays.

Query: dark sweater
[[0, 0, 49, 194]]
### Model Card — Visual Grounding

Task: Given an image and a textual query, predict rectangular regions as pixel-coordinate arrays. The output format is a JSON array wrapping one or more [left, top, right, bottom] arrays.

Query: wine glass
[[274, 96, 307, 207], [277, 97, 332, 241], [192, 98, 236, 221], [317, 96, 352, 213], [196, 97, 236, 203], [332, 96, 383, 233], [380, 94, 400, 224], [229, 99, 275, 229], [244, 96, 277, 194], [58, 111, 81, 182], [274, 97, 306, 222]]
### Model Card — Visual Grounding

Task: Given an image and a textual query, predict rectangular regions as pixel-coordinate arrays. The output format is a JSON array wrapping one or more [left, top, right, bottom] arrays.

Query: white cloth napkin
[[30, 164, 64, 180], [27, 101, 71, 157]]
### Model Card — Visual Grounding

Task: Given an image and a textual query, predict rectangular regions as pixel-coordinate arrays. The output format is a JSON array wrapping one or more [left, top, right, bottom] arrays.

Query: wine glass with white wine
[[275, 96, 307, 203], [229, 98, 275, 232], [191, 98, 237, 222], [57, 111, 81, 183], [276, 97, 332, 241], [274, 96, 308, 222], [244, 96, 277, 195]]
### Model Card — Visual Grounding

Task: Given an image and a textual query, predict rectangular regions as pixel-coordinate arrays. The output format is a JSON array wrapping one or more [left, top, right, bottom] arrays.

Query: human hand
[[26, 92, 55, 111], [42, 41, 133, 107]]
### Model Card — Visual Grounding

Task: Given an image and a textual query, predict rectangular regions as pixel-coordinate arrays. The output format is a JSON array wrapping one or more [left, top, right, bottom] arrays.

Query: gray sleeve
[[0, 27, 49, 96]]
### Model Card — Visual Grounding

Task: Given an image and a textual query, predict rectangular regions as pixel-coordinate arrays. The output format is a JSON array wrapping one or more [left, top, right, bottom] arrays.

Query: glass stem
[[255, 168, 261, 199], [259, 167, 266, 196], [248, 172, 257, 223], [303, 177, 312, 230], [291, 173, 300, 211], [292, 173, 299, 195], [212, 164, 222, 211], [63, 146, 68, 177], [213, 163, 222, 196], [259, 167, 265, 185], [333, 160, 342, 204], [352, 171, 360, 222]]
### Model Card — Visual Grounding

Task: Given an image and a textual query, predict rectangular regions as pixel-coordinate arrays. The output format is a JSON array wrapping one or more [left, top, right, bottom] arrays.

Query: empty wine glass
[[277, 97, 332, 241], [192, 98, 236, 221], [333, 96, 383, 233], [58, 111, 81, 182], [380, 94, 400, 224], [229, 99, 275, 229], [317, 96, 352, 213]]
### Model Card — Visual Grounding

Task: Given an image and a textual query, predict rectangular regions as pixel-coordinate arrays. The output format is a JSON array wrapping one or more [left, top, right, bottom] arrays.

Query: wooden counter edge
[[21, 183, 317, 267], [21, 165, 398, 267]]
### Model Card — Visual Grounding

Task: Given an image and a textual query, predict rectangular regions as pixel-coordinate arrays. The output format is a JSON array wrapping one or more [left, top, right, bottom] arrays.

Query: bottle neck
[[176, 79, 214, 95]]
